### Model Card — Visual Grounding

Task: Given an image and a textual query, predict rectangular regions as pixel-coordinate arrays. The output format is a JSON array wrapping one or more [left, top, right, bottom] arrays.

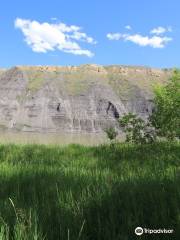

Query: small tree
[[150, 69, 180, 140], [119, 113, 156, 144], [105, 126, 118, 141]]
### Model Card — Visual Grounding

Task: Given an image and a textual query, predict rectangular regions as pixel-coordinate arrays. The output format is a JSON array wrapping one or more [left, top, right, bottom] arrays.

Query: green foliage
[[0, 207, 44, 240], [0, 224, 9, 240], [105, 126, 118, 141], [0, 143, 179, 239], [151, 69, 180, 140], [119, 113, 156, 144]]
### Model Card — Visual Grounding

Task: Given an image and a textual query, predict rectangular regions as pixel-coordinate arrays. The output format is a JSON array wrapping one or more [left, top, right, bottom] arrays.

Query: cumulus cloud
[[15, 18, 96, 57], [125, 25, 132, 30], [126, 34, 172, 48], [67, 31, 97, 44], [107, 33, 122, 41], [150, 26, 172, 35], [107, 27, 172, 48]]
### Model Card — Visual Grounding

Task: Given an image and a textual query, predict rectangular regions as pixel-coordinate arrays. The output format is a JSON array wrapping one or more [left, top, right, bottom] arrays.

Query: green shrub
[[119, 113, 156, 144], [150, 69, 180, 140], [105, 126, 118, 141]]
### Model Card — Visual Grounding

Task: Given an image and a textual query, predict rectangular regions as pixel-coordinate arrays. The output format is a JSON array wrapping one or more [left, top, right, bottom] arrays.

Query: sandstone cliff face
[[0, 65, 171, 133]]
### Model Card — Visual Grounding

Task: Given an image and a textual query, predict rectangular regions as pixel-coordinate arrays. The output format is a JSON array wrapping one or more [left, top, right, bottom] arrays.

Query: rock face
[[0, 64, 171, 133]]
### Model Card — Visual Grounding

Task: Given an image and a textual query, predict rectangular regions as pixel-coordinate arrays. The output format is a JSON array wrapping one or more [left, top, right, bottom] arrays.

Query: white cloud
[[126, 34, 172, 48], [125, 25, 132, 30], [15, 18, 96, 57], [67, 31, 97, 44], [107, 33, 122, 41], [150, 26, 172, 35], [107, 27, 172, 48]]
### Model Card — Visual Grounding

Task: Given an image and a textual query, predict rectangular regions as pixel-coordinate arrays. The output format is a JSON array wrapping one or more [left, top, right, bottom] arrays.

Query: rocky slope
[[0, 64, 172, 133]]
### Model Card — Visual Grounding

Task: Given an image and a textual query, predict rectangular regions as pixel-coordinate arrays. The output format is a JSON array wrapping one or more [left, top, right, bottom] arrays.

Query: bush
[[150, 69, 180, 140], [105, 126, 118, 141], [119, 113, 156, 144]]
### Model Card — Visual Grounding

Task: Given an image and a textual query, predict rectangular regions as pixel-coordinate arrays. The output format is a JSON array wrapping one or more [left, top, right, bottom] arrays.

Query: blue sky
[[0, 0, 180, 68]]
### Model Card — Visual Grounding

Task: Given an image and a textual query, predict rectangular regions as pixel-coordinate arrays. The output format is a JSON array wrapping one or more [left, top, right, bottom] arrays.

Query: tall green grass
[[0, 142, 179, 239]]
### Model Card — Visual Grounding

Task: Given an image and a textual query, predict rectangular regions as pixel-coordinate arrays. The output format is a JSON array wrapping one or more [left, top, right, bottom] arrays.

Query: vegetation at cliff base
[[150, 69, 180, 140], [118, 69, 180, 144], [0, 142, 179, 239]]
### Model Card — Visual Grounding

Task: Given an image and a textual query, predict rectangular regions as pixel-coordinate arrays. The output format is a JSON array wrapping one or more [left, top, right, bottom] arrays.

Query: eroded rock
[[0, 65, 172, 133]]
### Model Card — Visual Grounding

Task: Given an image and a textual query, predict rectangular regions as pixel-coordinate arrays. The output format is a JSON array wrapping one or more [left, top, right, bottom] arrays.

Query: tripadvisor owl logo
[[135, 227, 143, 236], [135, 226, 174, 235]]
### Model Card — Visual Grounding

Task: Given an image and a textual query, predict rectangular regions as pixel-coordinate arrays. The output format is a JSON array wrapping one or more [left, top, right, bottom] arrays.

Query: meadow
[[0, 142, 179, 239]]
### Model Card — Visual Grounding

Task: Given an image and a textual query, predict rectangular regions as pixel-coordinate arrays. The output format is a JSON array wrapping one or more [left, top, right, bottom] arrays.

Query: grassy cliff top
[[1, 64, 172, 96]]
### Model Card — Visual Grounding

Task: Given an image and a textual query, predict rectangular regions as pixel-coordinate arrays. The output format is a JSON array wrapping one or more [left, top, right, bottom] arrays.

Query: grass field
[[0, 142, 179, 239]]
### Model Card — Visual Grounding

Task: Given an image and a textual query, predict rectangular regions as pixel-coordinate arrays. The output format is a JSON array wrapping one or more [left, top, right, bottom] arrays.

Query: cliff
[[0, 64, 171, 133]]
